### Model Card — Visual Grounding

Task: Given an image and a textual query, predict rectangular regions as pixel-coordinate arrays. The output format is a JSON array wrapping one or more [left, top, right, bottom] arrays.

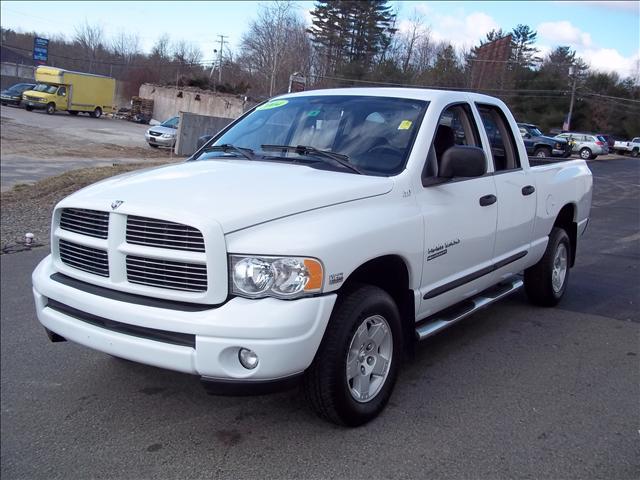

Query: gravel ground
[[0, 162, 175, 253]]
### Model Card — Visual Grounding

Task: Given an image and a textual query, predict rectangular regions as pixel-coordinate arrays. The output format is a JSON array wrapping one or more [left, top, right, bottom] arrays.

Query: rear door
[[476, 103, 536, 266]]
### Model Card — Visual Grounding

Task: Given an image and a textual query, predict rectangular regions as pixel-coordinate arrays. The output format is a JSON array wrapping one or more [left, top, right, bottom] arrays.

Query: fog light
[[238, 348, 259, 370]]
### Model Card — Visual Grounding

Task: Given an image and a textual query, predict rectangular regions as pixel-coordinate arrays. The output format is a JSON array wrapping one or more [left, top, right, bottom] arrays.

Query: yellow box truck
[[22, 66, 115, 117]]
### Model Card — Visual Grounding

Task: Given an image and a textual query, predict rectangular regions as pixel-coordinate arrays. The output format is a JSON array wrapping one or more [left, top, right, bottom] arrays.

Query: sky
[[1, 1, 638, 77]]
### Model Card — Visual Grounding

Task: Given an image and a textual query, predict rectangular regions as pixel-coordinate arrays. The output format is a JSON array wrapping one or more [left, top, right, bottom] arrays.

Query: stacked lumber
[[129, 96, 154, 124]]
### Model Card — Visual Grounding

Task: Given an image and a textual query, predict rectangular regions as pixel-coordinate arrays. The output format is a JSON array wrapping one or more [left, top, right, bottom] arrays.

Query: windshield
[[32, 83, 58, 94], [161, 116, 179, 128], [530, 127, 543, 137], [7, 84, 33, 94], [193, 95, 428, 176]]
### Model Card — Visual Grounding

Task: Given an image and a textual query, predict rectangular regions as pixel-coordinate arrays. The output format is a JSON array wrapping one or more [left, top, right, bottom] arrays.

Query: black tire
[[68, 110, 78, 116], [25, 105, 33, 111], [632, 149, 639, 158], [91, 107, 102, 118], [46, 103, 56, 115], [303, 284, 402, 426], [148, 143, 159, 148], [579, 148, 592, 160], [524, 227, 571, 307], [534, 147, 551, 158]]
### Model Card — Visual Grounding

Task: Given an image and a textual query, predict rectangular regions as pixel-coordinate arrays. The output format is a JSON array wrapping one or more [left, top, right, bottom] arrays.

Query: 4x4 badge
[[111, 200, 124, 210]]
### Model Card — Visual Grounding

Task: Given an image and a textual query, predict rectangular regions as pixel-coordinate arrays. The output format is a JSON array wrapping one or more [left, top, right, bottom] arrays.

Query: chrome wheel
[[552, 243, 568, 293], [346, 314, 393, 403]]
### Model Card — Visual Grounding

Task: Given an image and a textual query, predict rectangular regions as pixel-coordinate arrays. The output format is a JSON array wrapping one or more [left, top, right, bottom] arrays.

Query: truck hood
[[64, 160, 394, 233], [544, 135, 567, 144]]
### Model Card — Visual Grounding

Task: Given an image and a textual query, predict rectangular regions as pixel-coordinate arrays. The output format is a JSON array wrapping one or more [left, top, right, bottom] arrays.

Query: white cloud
[[430, 11, 500, 50], [554, 1, 640, 14], [538, 21, 593, 48], [581, 48, 640, 75]]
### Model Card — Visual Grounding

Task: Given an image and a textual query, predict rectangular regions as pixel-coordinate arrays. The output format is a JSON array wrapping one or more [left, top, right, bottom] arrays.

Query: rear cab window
[[476, 104, 521, 172]]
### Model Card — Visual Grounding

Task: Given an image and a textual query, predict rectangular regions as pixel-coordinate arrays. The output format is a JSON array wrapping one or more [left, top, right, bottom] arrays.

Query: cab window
[[477, 104, 520, 171], [57, 86, 66, 96]]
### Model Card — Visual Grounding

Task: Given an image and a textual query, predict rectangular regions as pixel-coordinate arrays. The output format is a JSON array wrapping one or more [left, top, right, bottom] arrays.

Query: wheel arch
[[553, 203, 577, 267], [340, 255, 416, 357]]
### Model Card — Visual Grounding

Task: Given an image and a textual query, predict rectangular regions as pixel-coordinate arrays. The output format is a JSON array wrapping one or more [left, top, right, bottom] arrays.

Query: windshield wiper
[[261, 144, 362, 174], [203, 144, 256, 161]]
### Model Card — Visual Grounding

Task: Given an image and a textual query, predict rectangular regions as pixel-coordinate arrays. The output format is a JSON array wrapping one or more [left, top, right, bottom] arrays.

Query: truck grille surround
[[55, 209, 208, 294]]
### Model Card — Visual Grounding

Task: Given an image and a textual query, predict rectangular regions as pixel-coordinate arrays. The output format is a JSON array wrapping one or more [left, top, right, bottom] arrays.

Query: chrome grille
[[126, 216, 205, 252], [59, 239, 109, 277], [126, 255, 207, 292], [60, 208, 109, 239]]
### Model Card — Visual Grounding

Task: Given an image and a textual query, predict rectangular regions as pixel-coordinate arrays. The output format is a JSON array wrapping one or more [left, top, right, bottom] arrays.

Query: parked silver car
[[555, 132, 608, 160], [145, 116, 179, 148]]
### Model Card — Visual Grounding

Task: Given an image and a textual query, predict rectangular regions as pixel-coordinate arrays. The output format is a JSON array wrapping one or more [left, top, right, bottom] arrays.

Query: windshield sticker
[[398, 120, 413, 130], [256, 99, 289, 111], [307, 109, 321, 117]]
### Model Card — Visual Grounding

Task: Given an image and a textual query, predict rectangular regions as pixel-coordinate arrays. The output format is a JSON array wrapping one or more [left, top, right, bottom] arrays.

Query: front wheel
[[25, 105, 33, 111], [534, 147, 551, 158], [46, 103, 56, 115], [303, 285, 402, 426], [524, 227, 571, 307], [632, 149, 639, 158]]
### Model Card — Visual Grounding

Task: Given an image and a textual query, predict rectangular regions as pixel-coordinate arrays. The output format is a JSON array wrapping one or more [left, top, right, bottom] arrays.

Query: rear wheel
[[534, 147, 551, 158], [524, 227, 571, 307], [91, 107, 102, 118], [579, 147, 593, 160], [46, 103, 56, 115], [303, 285, 402, 426]]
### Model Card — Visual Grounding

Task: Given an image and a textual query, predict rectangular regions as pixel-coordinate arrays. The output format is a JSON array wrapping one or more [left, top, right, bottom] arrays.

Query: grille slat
[[60, 208, 109, 239], [126, 216, 205, 252], [59, 240, 109, 277], [126, 255, 207, 292]]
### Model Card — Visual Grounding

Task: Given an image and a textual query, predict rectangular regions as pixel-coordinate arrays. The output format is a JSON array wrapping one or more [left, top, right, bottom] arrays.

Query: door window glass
[[58, 86, 66, 96], [477, 104, 521, 171]]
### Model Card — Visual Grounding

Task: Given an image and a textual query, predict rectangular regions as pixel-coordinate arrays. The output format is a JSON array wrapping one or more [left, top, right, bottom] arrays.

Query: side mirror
[[196, 135, 213, 150], [439, 146, 486, 178]]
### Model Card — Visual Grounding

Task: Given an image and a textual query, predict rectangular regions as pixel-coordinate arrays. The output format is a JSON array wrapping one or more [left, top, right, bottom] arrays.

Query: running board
[[415, 277, 524, 341]]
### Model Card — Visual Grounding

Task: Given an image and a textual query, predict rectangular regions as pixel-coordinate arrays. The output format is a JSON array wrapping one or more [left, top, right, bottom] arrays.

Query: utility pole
[[217, 35, 228, 85], [566, 66, 578, 131]]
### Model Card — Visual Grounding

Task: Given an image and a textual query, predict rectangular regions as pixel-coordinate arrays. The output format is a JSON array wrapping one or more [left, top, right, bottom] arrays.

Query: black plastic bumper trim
[[50, 272, 219, 312], [200, 373, 303, 396], [45, 298, 196, 348]]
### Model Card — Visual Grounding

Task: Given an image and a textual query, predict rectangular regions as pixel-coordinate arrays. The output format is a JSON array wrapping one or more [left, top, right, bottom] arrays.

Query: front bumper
[[24, 99, 48, 110], [145, 133, 175, 147], [33, 255, 336, 382], [0, 95, 21, 105]]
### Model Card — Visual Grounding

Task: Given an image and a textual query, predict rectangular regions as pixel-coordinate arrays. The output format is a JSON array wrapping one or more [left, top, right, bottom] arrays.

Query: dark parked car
[[0, 82, 36, 107], [517, 123, 572, 158]]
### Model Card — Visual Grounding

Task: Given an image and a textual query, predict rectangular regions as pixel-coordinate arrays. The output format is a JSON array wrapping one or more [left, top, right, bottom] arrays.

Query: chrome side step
[[415, 277, 524, 341]]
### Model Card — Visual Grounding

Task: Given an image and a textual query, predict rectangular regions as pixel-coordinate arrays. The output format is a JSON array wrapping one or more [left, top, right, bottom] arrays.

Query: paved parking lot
[[1, 158, 638, 479], [0, 105, 175, 191]]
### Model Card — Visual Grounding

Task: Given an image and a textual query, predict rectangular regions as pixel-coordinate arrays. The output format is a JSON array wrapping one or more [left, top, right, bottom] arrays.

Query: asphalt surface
[[1, 158, 639, 479]]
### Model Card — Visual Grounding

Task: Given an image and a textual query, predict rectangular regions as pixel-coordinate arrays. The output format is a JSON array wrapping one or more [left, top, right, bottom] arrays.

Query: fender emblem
[[111, 200, 124, 210]]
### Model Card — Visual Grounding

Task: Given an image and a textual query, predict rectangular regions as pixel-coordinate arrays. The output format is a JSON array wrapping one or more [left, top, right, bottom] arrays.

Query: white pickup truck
[[613, 137, 640, 156], [32, 88, 592, 426]]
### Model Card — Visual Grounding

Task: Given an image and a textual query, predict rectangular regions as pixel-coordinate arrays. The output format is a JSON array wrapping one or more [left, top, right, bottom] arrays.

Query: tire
[[524, 227, 571, 307], [68, 110, 78, 116], [534, 147, 551, 158], [148, 143, 159, 148], [632, 149, 639, 158], [303, 284, 402, 426], [46, 103, 56, 115], [25, 105, 33, 111], [91, 107, 102, 118], [579, 148, 592, 160]]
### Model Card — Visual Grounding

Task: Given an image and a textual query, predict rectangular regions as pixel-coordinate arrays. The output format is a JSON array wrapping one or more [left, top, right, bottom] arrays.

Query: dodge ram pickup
[[32, 88, 593, 426]]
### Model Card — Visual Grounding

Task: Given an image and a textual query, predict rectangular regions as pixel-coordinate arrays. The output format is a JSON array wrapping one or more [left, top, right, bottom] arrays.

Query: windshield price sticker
[[257, 99, 289, 111], [398, 120, 413, 130]]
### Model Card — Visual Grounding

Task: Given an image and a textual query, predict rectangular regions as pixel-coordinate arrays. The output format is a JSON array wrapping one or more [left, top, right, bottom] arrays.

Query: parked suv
[[518, 123, 572, 158], [555, 132, 608, 160], [145, 116, 179, 148]]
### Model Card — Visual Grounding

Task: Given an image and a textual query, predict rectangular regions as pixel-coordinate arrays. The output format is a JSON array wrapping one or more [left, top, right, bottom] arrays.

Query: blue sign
[[33, 37, 49, 63]]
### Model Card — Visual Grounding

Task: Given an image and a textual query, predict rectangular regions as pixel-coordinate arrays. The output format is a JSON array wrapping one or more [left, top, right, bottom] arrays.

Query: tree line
[[1, 0, 638, 137]]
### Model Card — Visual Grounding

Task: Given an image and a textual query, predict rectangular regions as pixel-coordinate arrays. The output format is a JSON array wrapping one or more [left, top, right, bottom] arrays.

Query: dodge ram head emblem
[[111, 200, 124, 210]]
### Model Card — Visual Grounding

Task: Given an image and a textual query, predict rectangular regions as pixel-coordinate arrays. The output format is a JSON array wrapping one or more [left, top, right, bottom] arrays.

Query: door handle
[[522, 185, 535, 196], [479, 194, 497, 206]]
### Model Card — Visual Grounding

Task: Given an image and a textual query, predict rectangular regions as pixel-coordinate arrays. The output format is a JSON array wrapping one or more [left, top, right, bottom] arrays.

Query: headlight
[[555, 143, 562, 149], [161, 133, 174, 138], [230, 255, 323, 299]]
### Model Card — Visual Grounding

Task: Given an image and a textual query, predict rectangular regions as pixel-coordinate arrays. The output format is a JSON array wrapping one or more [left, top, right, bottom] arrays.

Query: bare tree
[[73, 20, 104, 72], [241, 0, 309, 96], [151, 33, 171, 61], [111, 30, 140, 64]]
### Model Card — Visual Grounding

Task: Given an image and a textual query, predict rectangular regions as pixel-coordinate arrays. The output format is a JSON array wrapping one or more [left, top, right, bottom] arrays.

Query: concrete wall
[[175, 111, 234, 156], [139, 84, 246, 123], [1, 62, 35, 89]]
